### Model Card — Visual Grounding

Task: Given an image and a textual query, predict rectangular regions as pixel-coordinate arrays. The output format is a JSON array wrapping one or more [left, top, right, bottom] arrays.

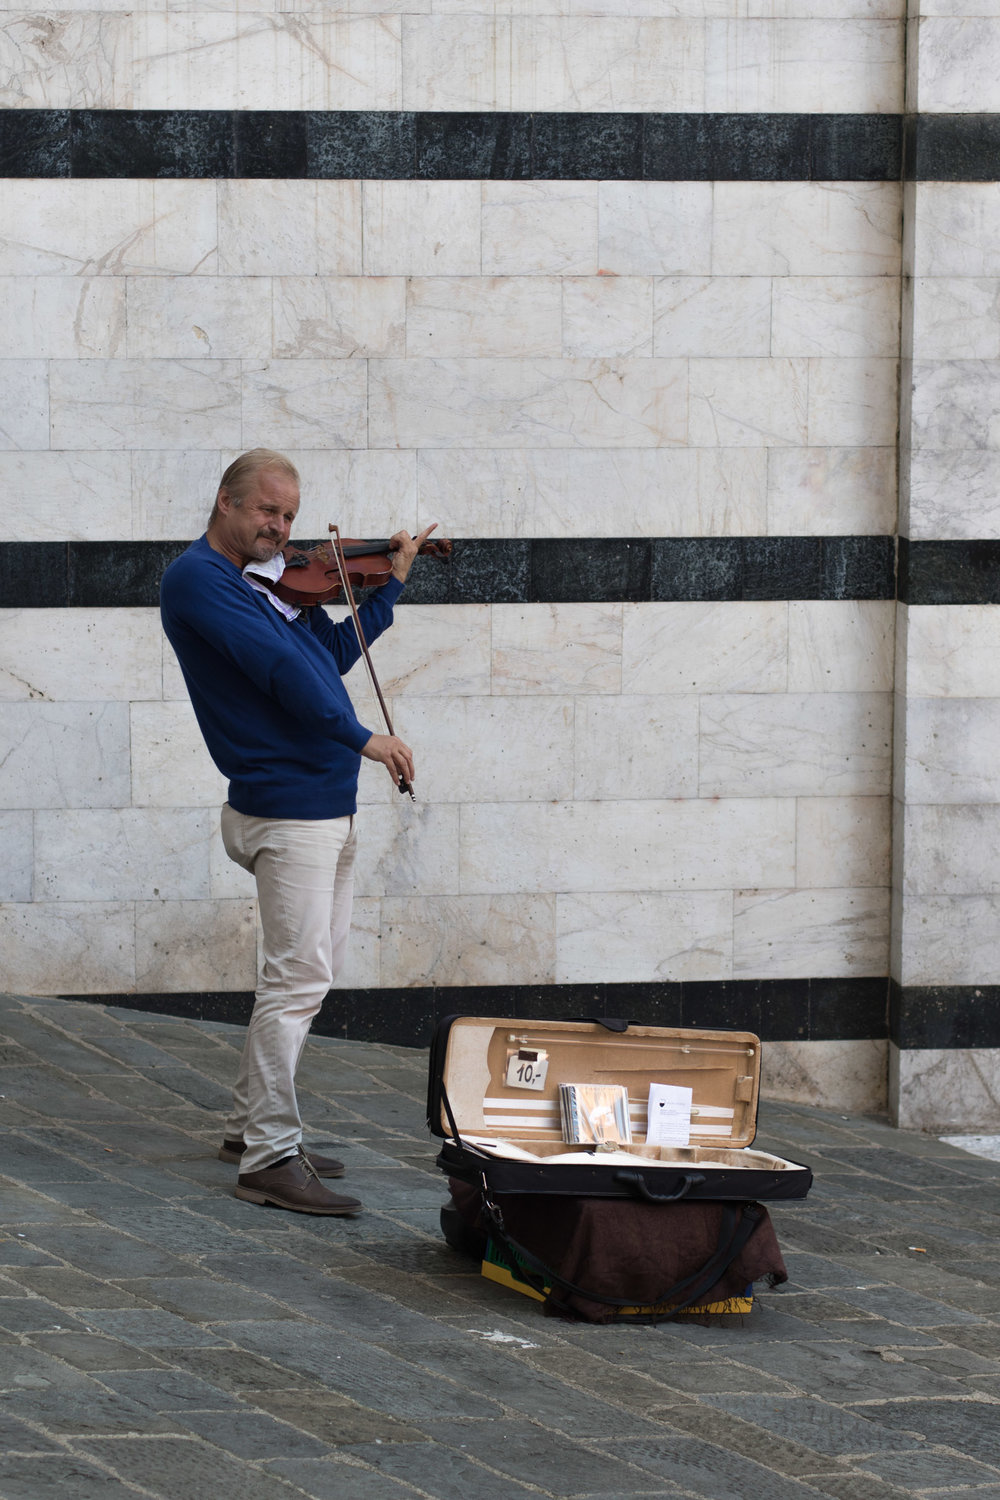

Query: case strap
[[478, 1182, 764, 1320]]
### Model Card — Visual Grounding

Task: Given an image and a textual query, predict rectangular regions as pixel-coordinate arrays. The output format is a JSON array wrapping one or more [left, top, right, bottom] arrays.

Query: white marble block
[[563, 277, 654, 359], [0, 902, 136, 994], [623, 601, 788, 694], [274, 278, 405, 359], [573, 694, 700, 800], [903, 605, 1000, 697], [240, 360, 368, 449], [219, 182, 363, 278], [598, 184, 712, 276], [704, 19, 902, 113], [892, 1045, 1000, 1133], [0, 702, 130, 808], [766, 446, 897, 535], [460, 798, 796, 895], [130, 701, 228, 808], [406, 276, 563, 360], [0, 608, 162, 703], [0, 361, 48, 451], [796, 796, 891, 889], [379, 894, 556, 986], [0, 277, 125, 359], [0, 812, 32, 902], [5, 453, 133, 542], [765, 1040, 888, 1115], [555, 890, 733, 983], [135, 898, 257, 992], [733, 886, 890, 977], [508, 17, 706, 112], [492, 603, 622, 695], [50, 359, 242, 450], [369, 357, 688, 448], [787, 601, 895, 693], [689, 357, 808, 446], [393, 696, 574, 803], [699, 692, 893, 797], [654, 277, 771, 358], [902, 698, 1000, 804], [125, 278, 272, 360], [363, 182, 481, 277], [772, 277, 900, 358], [712, 183, 901, 277], [34, 808, 213, 901], [0, 181, 218, 277], [483, 184, 598, 277]]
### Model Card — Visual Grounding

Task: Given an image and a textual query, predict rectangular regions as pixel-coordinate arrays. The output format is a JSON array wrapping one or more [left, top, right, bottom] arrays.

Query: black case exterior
[[427, 1015, 813, 1205]]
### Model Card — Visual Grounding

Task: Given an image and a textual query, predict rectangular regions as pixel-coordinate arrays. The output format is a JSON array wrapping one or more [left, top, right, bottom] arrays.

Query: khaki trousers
[[220, 803, 358, 1173]]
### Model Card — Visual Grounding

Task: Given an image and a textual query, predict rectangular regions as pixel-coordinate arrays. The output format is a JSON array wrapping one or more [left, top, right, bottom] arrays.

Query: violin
[[269, 533, 452, 608]]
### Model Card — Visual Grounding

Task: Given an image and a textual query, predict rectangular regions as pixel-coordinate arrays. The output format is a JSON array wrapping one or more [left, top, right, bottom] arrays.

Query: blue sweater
[[160, 535, 404, 819]]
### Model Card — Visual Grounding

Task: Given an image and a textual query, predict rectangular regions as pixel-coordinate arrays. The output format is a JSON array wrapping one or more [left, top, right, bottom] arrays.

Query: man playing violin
[[160, 447, 434, 1216]]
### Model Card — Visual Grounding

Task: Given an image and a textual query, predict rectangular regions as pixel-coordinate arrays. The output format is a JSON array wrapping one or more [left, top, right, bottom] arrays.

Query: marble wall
[[2, 0, 989, 1126]]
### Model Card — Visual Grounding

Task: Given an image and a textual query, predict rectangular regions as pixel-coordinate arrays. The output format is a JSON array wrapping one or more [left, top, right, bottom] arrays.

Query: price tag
[[505, 1049, 549, 1092]]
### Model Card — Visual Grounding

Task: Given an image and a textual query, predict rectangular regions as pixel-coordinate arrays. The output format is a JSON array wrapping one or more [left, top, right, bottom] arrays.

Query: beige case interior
[[438, 1017, 800, 1173]]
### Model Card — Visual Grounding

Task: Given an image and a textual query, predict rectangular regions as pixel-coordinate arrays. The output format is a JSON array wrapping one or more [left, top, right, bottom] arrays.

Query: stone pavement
[[3, 992, 1000, 1500]]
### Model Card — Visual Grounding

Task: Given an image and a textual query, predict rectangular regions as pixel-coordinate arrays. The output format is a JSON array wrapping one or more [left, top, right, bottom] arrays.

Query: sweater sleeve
[[307, 575, 405, 672], [161, 558, 373, 752]]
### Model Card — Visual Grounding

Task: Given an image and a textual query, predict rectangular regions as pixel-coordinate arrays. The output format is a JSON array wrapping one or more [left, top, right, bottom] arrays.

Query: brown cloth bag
[[448, 1178, 788, 1322]]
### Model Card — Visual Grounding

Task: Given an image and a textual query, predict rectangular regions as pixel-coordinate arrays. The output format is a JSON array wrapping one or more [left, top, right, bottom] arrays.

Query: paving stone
[[28, 1331, 168, 1371], [699, 1394, 924, 1456], [344, 1439, 544, 1496], [0, 1454, 146, 1499], [175, 1408, 332, 1459], [167, 1345, 324, 1393], [857, 1447, 1000, 1489], [77, 1435, 310, 1500], [2, 1387, 182, 1436], [705, 1338, 967, 1401], [0, 1413, 62, 1453], [414, 1420, 665, 1495], [0, 1296, 89, 1333], [266, 1457, 424, 1499], [377, 1338, 666, 1436], [222, 1322, 503, 1420], [114, 1276, 289, 1323], [0, 1239, 61, 1266], [597, 1435, 844, 1500], [252, 1390, 425, 1445], [78, 1309, 234, 1347], [3, 1268, 147, 1309], [91, 1366, 247, 1411], [636, 1401, 855, 1475], [845, 1399, 1000, 1466]]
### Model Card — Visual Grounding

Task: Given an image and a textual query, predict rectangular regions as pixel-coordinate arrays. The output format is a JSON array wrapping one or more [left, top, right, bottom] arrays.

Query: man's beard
[[248, 536, 281, 561]]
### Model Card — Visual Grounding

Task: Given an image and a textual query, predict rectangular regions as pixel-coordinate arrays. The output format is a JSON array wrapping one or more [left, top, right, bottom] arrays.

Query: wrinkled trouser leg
[[220, 804, 357, 1174]]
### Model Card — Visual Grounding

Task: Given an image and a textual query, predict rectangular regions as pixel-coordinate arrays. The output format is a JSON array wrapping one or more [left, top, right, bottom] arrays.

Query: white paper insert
[[645, 1083, 693, 1146]]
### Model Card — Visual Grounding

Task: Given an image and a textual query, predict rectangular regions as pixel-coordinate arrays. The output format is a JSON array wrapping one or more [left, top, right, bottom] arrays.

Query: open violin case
[[427, 1015, 812, 1320]]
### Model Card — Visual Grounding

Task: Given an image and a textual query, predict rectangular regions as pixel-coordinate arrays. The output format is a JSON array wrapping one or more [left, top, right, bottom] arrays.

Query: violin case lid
[[426, 1015, 813, 1203]]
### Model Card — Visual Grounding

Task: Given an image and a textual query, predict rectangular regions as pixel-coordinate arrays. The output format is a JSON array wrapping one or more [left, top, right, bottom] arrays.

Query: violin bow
[[328, 523, 415, 800]]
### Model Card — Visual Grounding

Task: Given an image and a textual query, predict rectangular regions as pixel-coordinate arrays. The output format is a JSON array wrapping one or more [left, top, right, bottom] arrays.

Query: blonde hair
[[209, 448, 300, 524]]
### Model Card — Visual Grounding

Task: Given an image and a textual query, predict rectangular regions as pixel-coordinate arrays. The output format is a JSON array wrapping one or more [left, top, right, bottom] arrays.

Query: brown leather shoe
[[219, 1138, 345, 1177], [235, 1149, 362, 1216]]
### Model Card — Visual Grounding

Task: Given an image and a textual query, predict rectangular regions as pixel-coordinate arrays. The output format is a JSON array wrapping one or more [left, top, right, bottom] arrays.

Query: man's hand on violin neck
[[361, 733, 415, 787], [389, 523, 438, 583]]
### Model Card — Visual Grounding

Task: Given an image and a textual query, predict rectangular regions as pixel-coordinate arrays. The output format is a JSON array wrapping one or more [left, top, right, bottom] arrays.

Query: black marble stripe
[[898, 538, 1000, 606], [62, 976, 889, 1047], [0, 111, 905, 181], [890, 981, 1000, 1050], [0, 537, 896, 609], [906, 114, 1000, 183]]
